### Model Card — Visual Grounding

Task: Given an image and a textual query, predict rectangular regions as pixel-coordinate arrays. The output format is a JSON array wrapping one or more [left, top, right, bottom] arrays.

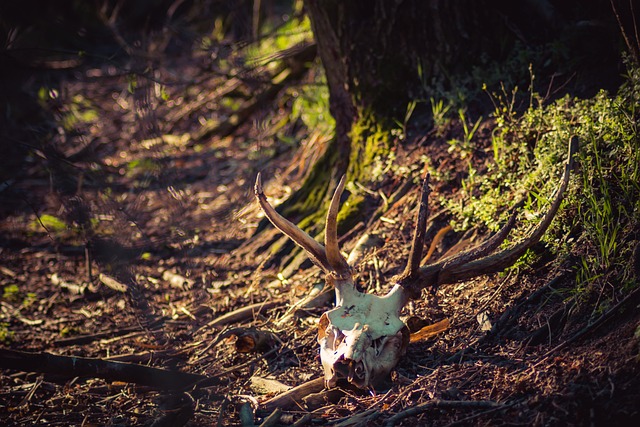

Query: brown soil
[[1, 31, 639, 427]]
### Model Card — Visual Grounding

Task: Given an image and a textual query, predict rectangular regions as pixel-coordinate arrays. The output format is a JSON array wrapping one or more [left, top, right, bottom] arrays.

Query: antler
[[400, 136, 578, 298], [255, 173, 351, 280], [254, 136, 577, 389]]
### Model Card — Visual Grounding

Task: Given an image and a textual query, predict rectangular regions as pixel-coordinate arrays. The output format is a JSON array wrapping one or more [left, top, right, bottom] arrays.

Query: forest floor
[[1, 31, 639, 427]]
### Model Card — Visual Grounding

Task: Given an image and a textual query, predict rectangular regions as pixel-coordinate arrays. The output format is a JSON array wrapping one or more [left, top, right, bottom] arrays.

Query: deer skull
[[255, 137, 576, 389], [317, 280, 409, 388]]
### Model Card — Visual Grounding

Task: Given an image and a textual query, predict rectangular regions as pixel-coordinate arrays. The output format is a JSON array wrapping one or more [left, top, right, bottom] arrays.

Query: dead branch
[[0, 349, 205, 390], [259, 377, 325, 412]]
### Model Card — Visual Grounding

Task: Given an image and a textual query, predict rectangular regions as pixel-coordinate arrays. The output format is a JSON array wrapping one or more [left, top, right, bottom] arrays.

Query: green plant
[[447, 108, 482, 159], [430, 97, 453, 136], [0, 322, 14, 344], [392, 99, 418, 140], [2, 284, 20, 302], [444, 61, 640, 311]]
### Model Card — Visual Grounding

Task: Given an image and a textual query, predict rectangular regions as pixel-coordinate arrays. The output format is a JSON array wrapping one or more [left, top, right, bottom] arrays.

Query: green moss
[[337, 194, 366, 234], [445, 61, 640, 307], [347, 109, 394, 183]]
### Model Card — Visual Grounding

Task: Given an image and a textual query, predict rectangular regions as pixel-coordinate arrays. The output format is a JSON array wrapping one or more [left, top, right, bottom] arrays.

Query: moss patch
[[347, 109, 394, 184]]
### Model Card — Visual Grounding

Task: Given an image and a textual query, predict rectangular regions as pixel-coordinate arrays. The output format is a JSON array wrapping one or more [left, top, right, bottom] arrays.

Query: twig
[[290, 413, 314, 427], [203, 301, 279, 330], [259, 377, 325, 412], [258, 407, 282, 427], [384, 399, 505, 427], [19, 375, 43, 407], [99, 273, 128, 292]]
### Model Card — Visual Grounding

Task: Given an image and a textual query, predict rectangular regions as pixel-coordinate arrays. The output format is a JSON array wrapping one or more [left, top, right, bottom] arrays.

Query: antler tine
[[399, 173, 431, 282], [436, 136, 578, 284], [325, 175, 350, 276], [254, 173, 333, 273], [435, 199, 523, 272]]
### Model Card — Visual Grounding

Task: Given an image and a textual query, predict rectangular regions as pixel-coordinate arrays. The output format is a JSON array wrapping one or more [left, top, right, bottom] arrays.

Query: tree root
[[0, 348, 205, 390]]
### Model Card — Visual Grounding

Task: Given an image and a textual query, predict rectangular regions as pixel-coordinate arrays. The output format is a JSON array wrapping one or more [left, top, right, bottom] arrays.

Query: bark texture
[[305, 0, 517, 154], [305, 0, 621, 174]]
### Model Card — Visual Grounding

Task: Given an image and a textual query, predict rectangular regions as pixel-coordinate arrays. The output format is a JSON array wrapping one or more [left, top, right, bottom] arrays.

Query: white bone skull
[[317, 282, 409, 388], [254, 138, 575, 389]]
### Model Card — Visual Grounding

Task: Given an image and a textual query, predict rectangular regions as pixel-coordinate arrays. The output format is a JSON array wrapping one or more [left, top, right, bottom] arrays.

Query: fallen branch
[[259, 377, 325, 412], [0, 349, 206, 390]]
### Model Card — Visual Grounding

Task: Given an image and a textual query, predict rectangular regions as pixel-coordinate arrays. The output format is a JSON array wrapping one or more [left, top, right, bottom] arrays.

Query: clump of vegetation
[[444, 60, 640, 308], [0, 322, 13, 344], [289, 70, 334, 138]]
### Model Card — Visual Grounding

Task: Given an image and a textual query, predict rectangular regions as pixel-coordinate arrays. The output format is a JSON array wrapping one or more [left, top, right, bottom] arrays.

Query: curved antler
[[399, 173, 431, 282], [405, 136, 578, 295], [325, 175, 350, 277], [255, 172, 333, 273]]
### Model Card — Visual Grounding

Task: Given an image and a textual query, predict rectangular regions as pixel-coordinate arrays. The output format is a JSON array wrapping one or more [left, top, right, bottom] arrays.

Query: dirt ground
[[1, 28, 639, 427]]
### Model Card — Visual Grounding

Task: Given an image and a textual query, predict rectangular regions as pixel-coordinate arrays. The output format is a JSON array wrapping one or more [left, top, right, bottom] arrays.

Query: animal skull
[[317, 279, 408, 388], [254, 137, 576, 389]]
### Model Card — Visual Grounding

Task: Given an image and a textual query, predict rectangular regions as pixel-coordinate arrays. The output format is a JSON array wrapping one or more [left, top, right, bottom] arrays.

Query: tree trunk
[[260, 0, 623, 270], [305, 0, 515, 176], [305, 0, 620, 183]]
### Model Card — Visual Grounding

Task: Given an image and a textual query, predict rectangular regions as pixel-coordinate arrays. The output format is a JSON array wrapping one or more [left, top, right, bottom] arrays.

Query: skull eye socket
[[333, 329, 346, 350]]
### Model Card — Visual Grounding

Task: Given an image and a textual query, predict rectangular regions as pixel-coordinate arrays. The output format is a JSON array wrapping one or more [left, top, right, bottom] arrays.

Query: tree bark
[[261, 0, 624, 269], [304, 0, 621, 182], [305, 0, 514, 166]]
